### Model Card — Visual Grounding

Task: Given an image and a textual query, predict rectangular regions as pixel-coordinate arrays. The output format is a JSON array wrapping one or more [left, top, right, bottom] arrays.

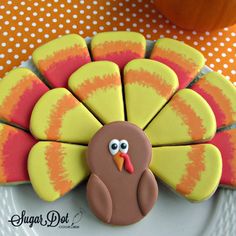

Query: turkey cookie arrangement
[[0, 32, 236, 226]]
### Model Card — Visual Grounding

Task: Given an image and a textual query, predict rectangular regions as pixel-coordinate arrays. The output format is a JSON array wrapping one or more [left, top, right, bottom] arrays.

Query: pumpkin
[[154, 0, 236, 31]]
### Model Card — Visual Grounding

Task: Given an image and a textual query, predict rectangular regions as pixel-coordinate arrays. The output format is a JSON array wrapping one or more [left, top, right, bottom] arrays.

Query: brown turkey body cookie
[[87, 121, 158, 225]]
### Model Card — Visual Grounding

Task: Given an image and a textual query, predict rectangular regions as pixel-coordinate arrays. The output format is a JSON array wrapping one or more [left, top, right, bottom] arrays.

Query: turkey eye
[[119, 140, 129, 153], [109, 139, 119, 155]]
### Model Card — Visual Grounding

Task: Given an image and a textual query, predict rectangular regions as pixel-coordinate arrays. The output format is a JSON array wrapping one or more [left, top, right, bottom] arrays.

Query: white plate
[[0, 39, 236, 236]]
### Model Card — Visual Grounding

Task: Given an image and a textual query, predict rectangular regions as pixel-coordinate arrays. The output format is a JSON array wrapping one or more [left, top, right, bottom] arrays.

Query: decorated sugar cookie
[[69, 61, 124, 124], [209, 128, 236, 188], [0, 68, 49, 129], [28, 141, 89, 201], [191, 72, 236, 128], [32, 34, 91, 88], [87, 121, 158, 225], [150, 38, 205, 89], [0, 123, 36, 184], [0, 32, 236, 226], [91, 31, 146, 69]]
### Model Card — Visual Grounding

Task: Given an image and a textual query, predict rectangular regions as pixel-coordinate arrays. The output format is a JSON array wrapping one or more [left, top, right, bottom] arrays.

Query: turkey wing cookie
[[87, 121, 158, 225]]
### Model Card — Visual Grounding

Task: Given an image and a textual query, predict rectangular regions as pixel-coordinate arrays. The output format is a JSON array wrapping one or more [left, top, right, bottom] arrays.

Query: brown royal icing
[[87, 121, 158, 225]]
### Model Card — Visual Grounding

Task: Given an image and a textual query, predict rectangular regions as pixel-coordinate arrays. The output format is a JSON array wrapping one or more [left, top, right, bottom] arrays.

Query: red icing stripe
[[0, 125, 36, 183], [41, 55, 91, 88], [94, 51, 142, 69], [11, 80, 48, 129], [152, 56, 194, 89], [209, 129, 236, 187]]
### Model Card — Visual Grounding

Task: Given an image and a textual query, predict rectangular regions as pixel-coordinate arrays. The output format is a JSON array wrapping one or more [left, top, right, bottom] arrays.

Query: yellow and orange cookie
[[32, 34, 91, 88], [0, 68, 49, 129], [124, 59, 178, 129], [28, 141, 89, 201], [151, 144, 222, 202], [150, 38, 205, 89], [144, 89, 216, 146], [0, 123, 36, 184], [68, 61, 124, 124], [91, 31, 146, 69], [30, 88, 102, 144]]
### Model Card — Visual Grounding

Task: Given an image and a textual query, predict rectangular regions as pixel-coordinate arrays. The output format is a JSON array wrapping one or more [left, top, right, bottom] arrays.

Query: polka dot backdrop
[[0, 0, 235, 84]]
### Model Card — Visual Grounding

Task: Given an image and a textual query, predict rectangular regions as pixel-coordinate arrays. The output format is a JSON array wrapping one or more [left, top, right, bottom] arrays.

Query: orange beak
[[113, 152, 124, 171]]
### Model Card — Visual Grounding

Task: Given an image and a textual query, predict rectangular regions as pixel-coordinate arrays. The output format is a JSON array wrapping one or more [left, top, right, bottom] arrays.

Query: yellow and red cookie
[[91, 31, 146, 69], [68, 61, 124, 124], [30, 88, 102, 144], [0, 123, 36, 184], [124, 59, 178, 129], [28, 141, 89, 201], [191, 72, 236, 128], [151, 144, 222, 201], [209, 128, 236, 188], [32, 34, 91, 88], [0, 68, 49, 129], [144, 89, 216, 145], [150, 38, 205, 89]]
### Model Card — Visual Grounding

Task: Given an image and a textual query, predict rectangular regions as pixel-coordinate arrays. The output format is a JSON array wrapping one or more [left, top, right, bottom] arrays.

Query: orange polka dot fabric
[[0, 0, 235, 85]]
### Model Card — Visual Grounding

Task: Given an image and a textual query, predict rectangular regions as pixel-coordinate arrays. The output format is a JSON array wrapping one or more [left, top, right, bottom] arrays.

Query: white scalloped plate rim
[[0, 38, 235, 236]]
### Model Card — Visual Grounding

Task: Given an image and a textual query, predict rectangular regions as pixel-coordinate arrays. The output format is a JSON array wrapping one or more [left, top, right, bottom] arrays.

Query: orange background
[[0, 0, 235, 85]]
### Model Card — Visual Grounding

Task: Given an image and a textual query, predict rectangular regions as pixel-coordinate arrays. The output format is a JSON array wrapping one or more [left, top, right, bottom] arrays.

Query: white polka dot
[[52, 29, 56, 33], [179, 30, 184, 34], [33, 12, 38, 16], [210, 64, 215, 68], [0, 66, 4, 70], [3, 32, 8, 36], [46, 13, 51, 17], [221, 53, 227, 57], [199, 36, 204, 40], [79, 20, 84, 24], [119, 22, 124, 26], [206, 42, 211, 46], [9, 37, 14, 42], [231, 32, 236, 37], [59, 24, 64, 28], [14, 55, 19, 59], [201, 47, 205, 51], [44, 34, 49, 39], [38, 28, 43, 32], [146, 23, 150, 28], [73, 14, 78, 19], [231, 70, 236, 75], [218, 70, 222, 74], [100, 16, 104, 20], [72, 25, 77, 29], [214, 47, 219, 52], [4, 21, 9, 25], [113, 27, 117, 31], [106, 21, 111, 25], [159, 24, 164, 29], [23, 38, 28, 42], [52, 18, 57, 23], [86, 25, 91, 30], [12, 16, 17, 20], [31, 33, 36, 37], [146, 34, 151, 39], [223, 64, 228, 68], [6, 60, 11, 65], [225, 76, 230, 80], [80, 10, 84, 14], [139, 29, 144, 33], [15, 43, 20, 47], [86, 15, 91, 19], [227, 48, 232, 52], [218, 32, 223, 36], [220, 42, 225, 46], [26, 17, 30, 21], [37, 39, 42, 43], [186, 35, 191, 40], [208, 52, 213, 57], [66, 19, 70, 23], [65, 29, 70, 34], [216, 58, 221, 62], [132, 23, 137, 27], [19, 11, 24, 16], [22, 49, 27, 54], [106, 11, 111, 15], [99, 6, 104, 10], [7, 48, 12, 53], [0, 54, 5, 59], [99, 26, 104, 30], [205, 31, 210, 36], [229, 58, 234, 63], [225, 37, 230, 42], [193, 41, 198, 46], [10, 26, 15, 31], [24, 27, 29, 32]]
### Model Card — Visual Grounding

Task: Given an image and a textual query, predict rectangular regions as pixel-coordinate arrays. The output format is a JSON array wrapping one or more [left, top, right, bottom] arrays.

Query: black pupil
[[111, 143, 118, 150], [121, 143, 127, 149]]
